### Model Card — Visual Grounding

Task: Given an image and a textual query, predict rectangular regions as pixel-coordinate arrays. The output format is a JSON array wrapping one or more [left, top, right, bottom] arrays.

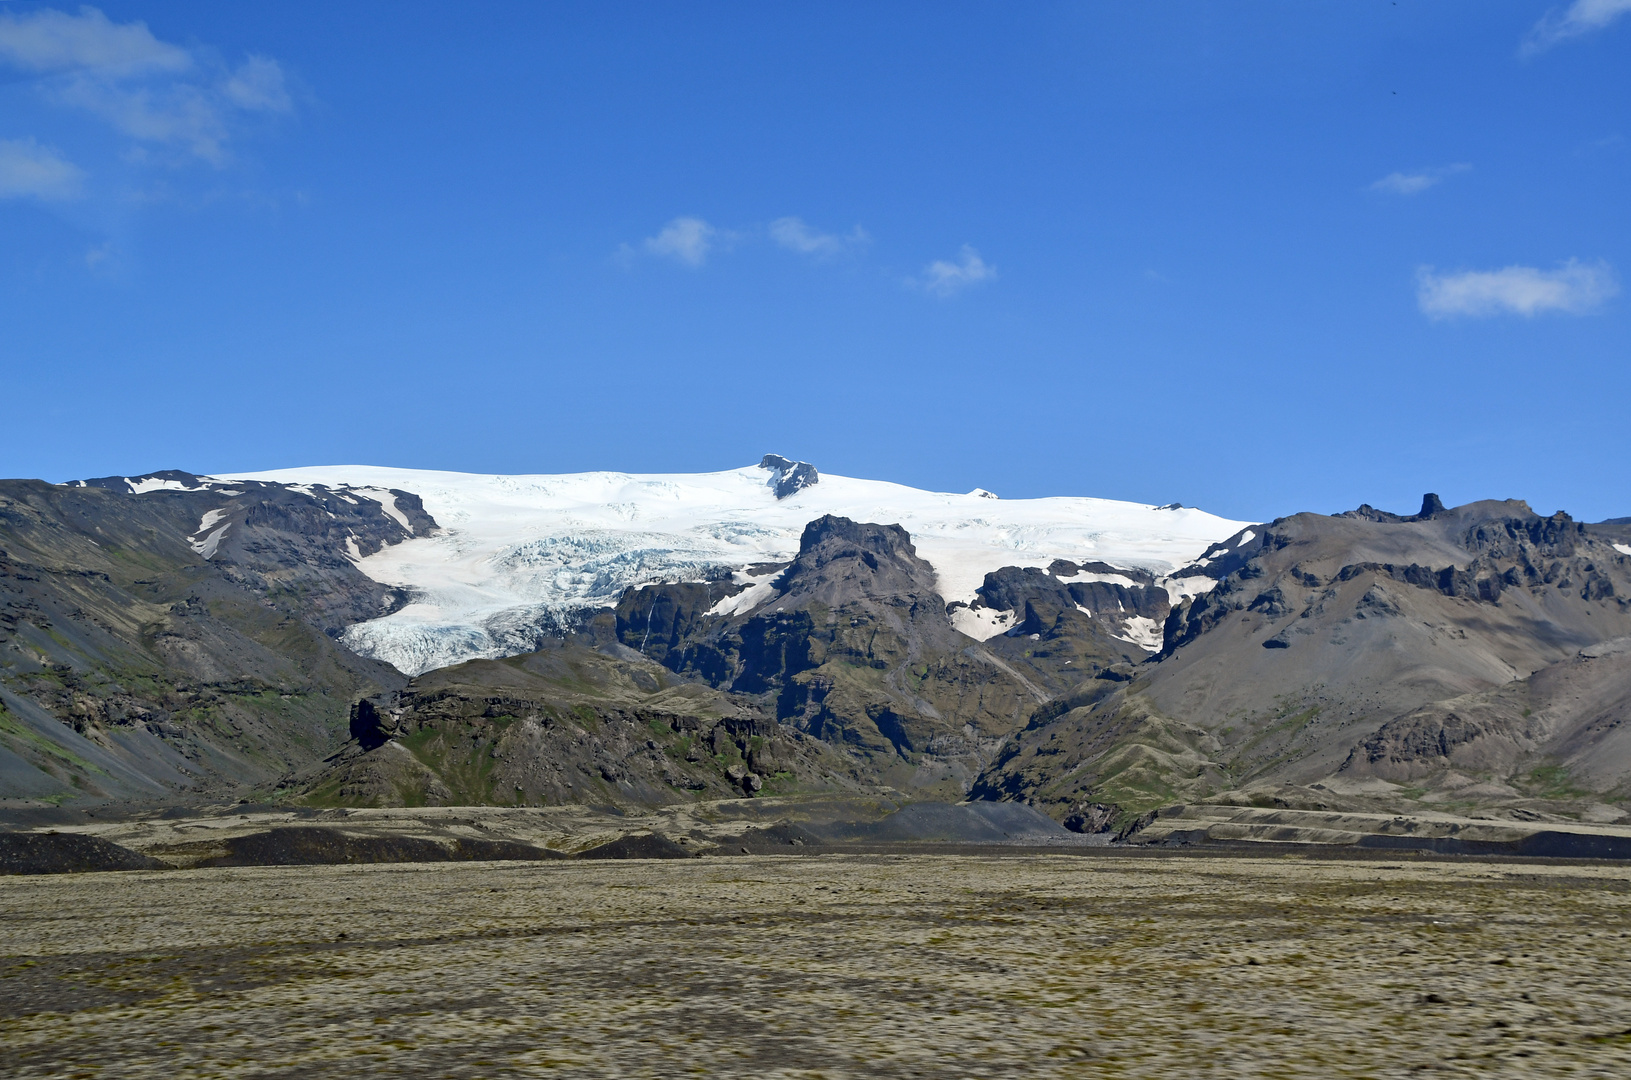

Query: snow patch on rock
[[1114, 615, 1165, 653]]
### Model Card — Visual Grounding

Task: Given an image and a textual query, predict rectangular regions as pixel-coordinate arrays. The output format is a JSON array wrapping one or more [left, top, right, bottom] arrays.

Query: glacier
[[223, 462, 1252, 675]]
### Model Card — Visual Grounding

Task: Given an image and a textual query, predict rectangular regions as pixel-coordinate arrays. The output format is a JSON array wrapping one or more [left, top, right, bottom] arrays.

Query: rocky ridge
[[975, 495, 1631, 831], [301, 640, 857, 809]]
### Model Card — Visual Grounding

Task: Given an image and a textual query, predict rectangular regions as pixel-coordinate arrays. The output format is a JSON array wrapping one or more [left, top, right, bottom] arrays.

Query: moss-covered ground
[[3, 854, 1628, 1078]]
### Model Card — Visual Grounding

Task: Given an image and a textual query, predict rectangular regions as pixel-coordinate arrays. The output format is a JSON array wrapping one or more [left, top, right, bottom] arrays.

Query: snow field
[[222, 463, 1251, 674]]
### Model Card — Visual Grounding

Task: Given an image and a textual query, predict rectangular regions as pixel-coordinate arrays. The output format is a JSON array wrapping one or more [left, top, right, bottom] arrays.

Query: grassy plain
[[3, 853, 1630, 1078]]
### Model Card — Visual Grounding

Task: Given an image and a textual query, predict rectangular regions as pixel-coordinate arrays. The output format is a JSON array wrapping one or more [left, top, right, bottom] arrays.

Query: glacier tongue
[[224, 463, 1251, 675]]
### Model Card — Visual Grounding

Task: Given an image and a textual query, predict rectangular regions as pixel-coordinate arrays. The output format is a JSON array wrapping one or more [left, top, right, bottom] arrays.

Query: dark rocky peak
[[67, 472, 437, 542], [976, 566, 1065, 618], [1161, 493, 1631, 660], [46, 474, 440, 637], [1412, 493, 1447, 520], [1208, 501, 1539, 581], [384, 489, 437, 536], [776, 515, 938, 605], [759, 454, 819, 499], [1337, 493, 1445, 524], [75, 469, 208, 493], [612, 577, 746, 672], [796, 514, 918, 558]]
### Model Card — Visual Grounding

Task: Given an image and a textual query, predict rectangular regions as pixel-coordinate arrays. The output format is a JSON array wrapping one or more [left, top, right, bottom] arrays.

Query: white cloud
[[223, 56, 292, 113], [769, 216, 867, 256], [1371, 163, 1470, 196], [0, 8, 292, 165], [53, 76, 231, 161], [0, 136, 84, 200], [1372, 172, 1436, 196], [916, 245, 997, 297], [1416, 259, 1618, 318], [0, 6, 189, 75], [644, 216, 716, 266], [1523, 0, 1631, 53]]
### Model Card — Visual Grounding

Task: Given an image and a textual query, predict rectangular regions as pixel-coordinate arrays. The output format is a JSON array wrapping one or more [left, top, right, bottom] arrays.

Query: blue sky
[[1, 2, 1626, 523]]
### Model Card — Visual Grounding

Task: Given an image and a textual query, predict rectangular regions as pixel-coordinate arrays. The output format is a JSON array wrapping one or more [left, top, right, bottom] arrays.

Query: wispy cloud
[[915, 245, 997, 297], [0, 136, 84, 200], [1371, 163, 1471, 196], [1523, 0, 1631, 54], [769, 216, 868, 256], [1416, 259, 1618, 318], [630, 214, 868, 268], [223, 56, 293, 113], [644, 216, 716, 266], [0, 6, 189, 75], [0, 7, 292, 165]]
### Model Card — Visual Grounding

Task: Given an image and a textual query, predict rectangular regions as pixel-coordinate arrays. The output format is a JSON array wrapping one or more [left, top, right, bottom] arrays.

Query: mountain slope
[[1343, 636, 1631, 801], [0, 476, 424, 805]]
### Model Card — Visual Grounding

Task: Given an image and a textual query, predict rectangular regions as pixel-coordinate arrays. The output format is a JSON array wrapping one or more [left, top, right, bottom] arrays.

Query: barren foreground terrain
[[3, 854, 1630, 1078]]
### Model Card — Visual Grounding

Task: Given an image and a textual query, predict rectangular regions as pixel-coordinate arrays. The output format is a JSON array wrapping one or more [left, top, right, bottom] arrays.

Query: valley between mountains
[[4, 456, 1630, 852]]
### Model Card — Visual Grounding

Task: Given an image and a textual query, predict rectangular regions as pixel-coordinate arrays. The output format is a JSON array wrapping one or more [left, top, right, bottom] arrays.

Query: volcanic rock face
[[963, 561, 1173, 646], [975, 497, 1631, 828], [608, 515, 1132, 797]]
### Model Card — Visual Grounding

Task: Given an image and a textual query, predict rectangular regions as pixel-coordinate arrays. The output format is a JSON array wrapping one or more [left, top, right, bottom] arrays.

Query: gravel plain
[[3, 853, 1630, 1078]]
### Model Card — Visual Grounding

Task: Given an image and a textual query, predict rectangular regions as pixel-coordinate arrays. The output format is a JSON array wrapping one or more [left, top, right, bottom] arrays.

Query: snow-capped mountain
[[214, 457, 1249, 675], [25, 466, 1629, 826]]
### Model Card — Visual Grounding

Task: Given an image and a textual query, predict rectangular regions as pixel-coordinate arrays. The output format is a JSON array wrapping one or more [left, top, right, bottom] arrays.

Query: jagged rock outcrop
[[609, 515, 1091, 798]]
